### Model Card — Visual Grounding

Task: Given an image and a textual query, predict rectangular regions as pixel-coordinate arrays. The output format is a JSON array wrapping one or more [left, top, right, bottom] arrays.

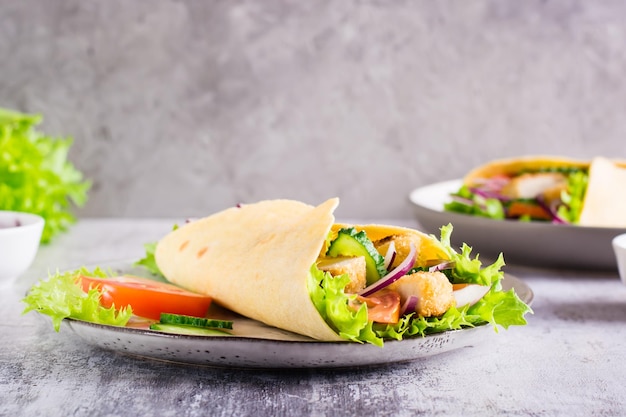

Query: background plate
[[60, 261, 532, 369], [409, 179, 625, 270]]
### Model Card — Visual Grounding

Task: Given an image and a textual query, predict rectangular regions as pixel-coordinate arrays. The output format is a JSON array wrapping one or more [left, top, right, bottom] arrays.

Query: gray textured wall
[[1, 0, 625, 220]]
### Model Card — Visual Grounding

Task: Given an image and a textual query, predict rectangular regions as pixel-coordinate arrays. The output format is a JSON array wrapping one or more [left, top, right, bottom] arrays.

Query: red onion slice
[[469, 186, 512, 202], [400, 295, 419, 316], [536, 195, 568, 224], [472, 176, 509, 191], [429, 260, 455, 272], [383, 241, 396, 271], [358, 242, 417, 297]]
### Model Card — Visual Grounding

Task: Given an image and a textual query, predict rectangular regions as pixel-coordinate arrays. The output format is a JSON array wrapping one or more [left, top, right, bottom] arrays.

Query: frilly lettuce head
[[0, 107, 90, 243]]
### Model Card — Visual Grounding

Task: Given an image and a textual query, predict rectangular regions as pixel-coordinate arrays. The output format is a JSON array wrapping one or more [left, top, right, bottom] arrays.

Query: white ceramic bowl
[[612, 234, 626, 285], [0, 211, 44, 288]]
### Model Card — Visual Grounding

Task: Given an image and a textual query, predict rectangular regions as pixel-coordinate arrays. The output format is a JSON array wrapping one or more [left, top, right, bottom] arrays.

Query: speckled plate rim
[[55, 260, 533, 369], [409, 179, 626, 270]]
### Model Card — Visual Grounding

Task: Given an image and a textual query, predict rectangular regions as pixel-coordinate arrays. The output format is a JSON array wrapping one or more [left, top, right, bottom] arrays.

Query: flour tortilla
[[155, 198, 450, 341], [579, 157, 626, 227]]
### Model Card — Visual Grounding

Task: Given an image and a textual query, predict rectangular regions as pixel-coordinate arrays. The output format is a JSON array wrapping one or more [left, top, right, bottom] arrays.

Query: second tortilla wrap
[[459, 155, 626, 227]]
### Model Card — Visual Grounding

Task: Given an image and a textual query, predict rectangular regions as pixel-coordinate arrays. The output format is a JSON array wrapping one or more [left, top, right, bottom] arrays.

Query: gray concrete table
[[2, 219, 626, 417]]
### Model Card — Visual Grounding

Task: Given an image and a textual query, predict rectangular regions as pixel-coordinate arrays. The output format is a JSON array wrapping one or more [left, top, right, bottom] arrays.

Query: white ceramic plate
[[56, 260, 533, 369], [409, 179, 626, 270]]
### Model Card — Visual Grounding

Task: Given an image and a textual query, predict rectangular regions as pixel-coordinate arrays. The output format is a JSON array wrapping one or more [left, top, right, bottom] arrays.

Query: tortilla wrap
[[461, 155, 626, 227], [154, 198, 449, 341]]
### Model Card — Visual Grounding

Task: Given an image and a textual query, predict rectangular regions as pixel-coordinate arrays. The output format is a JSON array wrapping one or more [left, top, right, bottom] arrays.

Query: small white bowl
[[0, 211, 44, 288], [612, 233, 626, 285]]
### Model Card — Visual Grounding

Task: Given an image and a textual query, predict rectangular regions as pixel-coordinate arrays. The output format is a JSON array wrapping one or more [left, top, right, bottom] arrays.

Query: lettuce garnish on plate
[[134, 242, 162, 276], [22, 267, 132, 331]]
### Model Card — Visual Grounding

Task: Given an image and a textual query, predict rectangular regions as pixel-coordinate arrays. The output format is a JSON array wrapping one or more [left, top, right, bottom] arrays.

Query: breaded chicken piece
[[316, 256, 366, 293], [500, 172, 567, 202], [387, 271, 454, 317]]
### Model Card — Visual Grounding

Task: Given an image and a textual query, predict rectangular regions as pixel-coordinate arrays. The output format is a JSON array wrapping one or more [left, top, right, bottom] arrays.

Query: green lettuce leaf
[[133, 224, 178, 276], [22, 267, 132, 331], [308, 264, 382, 346], [134, 242, 163, 276], [438, 224, 506, 287], [0, 107, 90, 243], [467, 287, 531, 329], [557, 170, 588, 224]]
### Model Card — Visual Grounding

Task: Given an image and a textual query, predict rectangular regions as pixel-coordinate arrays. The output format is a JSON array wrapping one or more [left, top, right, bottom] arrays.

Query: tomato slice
[[80, 275, 213, 320], [358, 290, 401, 324]]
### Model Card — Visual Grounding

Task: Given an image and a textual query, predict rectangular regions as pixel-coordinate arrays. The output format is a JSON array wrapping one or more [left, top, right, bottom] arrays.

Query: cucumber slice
[[326, 227, 386, 285], [159, 313, 233, 330], [149, 323, 231, 336]]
